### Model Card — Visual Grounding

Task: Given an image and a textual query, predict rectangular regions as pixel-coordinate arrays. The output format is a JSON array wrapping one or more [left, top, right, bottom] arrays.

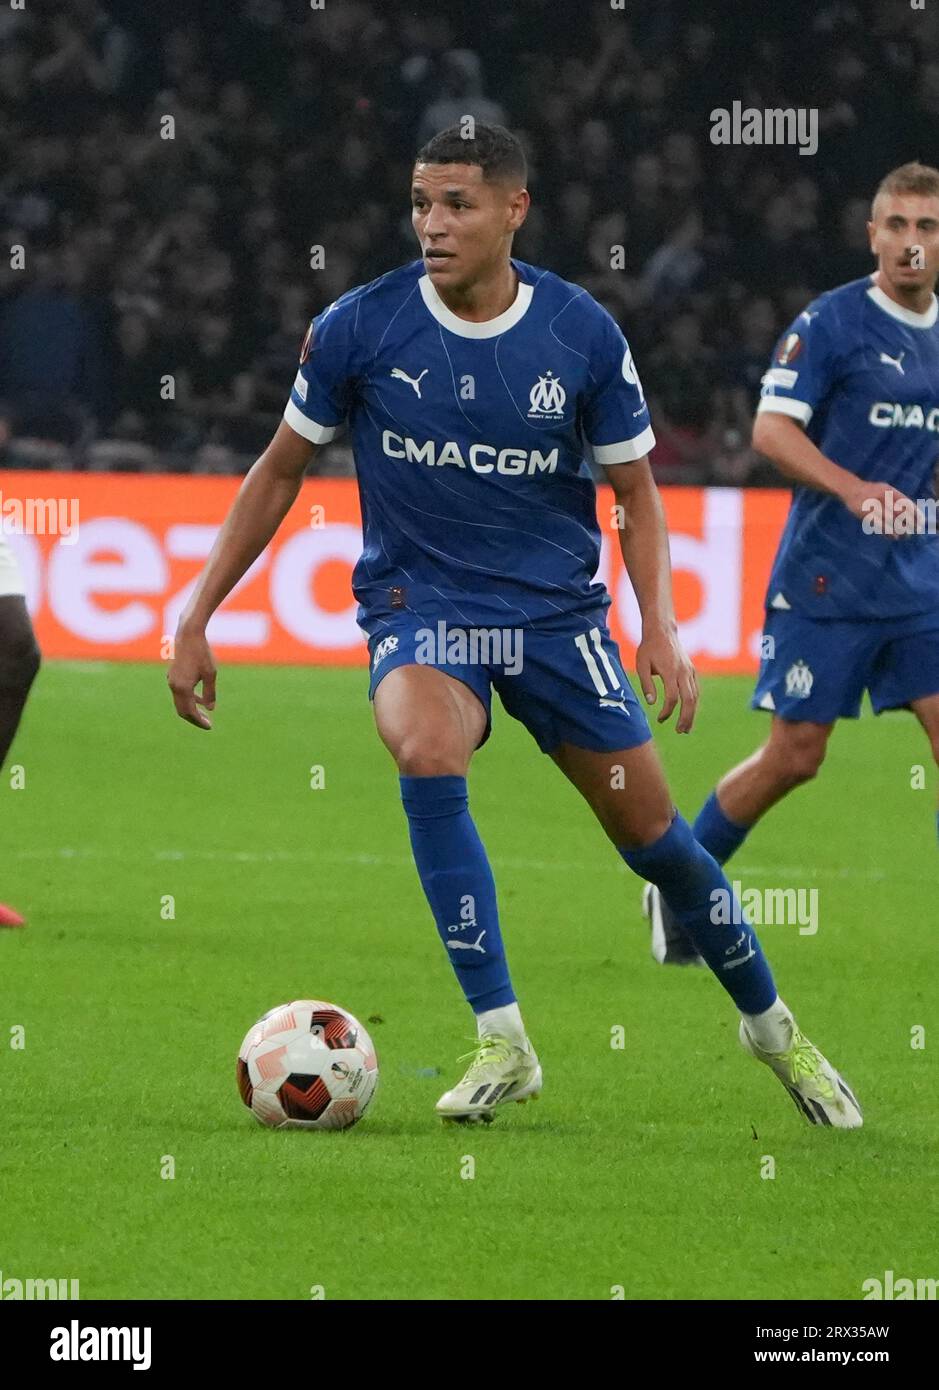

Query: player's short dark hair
[[414, 123, 527, 186], [873, 161, 939, 213]]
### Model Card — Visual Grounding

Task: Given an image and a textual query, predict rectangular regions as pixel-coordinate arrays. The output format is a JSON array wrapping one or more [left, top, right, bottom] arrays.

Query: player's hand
[[840, 479, 919, 537], [167, 626, 217, 730], [635, 624, 698, 733]]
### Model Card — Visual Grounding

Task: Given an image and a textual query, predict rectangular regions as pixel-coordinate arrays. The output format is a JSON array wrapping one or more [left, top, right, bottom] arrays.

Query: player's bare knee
[[611, 808, 674, 851], [767, 727, 828, 788], [791, 737, 828, 784], [773, 752, 824, 790], [395, 735, 466, 778]]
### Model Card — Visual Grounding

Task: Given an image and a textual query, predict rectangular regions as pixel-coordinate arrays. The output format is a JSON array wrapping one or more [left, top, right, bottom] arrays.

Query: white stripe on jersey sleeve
[[755, 396, 813, 425], [590, 425, 656, 466], [283, 398, 341, 444]]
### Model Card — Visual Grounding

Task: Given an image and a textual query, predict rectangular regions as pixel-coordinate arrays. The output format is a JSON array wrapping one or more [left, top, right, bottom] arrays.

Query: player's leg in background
[[693, 715, 835, 866], [0, 595, 41, 928], [691, 607, 860, 872], [647, 716, 835, 967], [551, 738, 861, 1125], [551, 738, 781, 1021], [910, 693, 939, 844], [372, 664, 523, 1040], [866, 611, 939, 844]]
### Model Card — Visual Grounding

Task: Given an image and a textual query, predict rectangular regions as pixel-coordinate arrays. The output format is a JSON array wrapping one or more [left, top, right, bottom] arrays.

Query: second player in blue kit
[[647, 161, 939, 971]]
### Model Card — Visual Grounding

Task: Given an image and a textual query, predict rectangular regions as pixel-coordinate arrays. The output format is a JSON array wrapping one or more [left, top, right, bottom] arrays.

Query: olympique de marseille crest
[[528, 371, 566, 418], [784, 660, 814, 699]]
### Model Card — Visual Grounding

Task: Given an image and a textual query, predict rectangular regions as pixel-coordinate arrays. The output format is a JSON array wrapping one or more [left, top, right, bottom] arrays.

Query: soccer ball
[[237, 999, 379, 1130]]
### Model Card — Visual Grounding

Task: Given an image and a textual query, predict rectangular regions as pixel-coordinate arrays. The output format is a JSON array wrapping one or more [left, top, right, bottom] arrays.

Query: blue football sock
[[620, 813, 777, 1014], [400, 775, 515, 1013], [693, 790, 752, 866]]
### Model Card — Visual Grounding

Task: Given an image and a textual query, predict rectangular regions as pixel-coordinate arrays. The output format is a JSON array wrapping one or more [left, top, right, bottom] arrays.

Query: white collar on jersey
[[418, 270, 533, 338], [867, 277, 939, 329]]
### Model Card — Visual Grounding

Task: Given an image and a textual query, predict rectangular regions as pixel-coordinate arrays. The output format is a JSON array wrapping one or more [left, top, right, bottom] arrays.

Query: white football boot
[[435, 1034, 542, 1124], [739, 1017, 863, 1129], [642, 883, 704, 966]]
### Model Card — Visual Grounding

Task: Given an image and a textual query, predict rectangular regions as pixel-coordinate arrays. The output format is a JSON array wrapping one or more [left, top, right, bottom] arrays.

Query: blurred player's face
[[868, 193, 939, 299], [411, 162, 529, 295]]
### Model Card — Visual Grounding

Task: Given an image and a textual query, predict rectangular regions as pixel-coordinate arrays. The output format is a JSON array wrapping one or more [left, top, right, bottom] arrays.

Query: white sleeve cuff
[[756, 396, 813, 425], [589, 425, 656, 465], [283, 398, 341, 444]]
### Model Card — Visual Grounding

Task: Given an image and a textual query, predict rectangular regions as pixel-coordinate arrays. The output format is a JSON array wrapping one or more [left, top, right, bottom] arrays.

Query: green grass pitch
[[1, 660, 936, 1300]]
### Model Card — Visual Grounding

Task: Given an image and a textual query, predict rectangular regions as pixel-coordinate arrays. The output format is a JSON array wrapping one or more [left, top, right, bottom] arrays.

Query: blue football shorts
[[364, 612, 653, 754], [752, 607, 939, 722]]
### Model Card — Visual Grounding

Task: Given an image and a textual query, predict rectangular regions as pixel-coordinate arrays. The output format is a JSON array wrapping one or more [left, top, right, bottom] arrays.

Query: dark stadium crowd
[[1, 0, 938, 482]]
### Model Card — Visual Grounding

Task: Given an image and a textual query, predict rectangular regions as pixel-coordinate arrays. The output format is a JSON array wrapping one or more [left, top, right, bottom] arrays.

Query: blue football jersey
[[284, 258, 654, 633], [757, 275, 939, 619]]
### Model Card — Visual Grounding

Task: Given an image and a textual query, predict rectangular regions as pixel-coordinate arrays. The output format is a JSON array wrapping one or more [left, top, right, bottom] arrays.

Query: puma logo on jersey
[[879, 350, 906, 375], [391, 367, 429, 397]]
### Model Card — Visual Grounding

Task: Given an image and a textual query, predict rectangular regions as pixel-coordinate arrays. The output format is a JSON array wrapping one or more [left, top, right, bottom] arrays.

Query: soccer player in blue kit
[[646, 162, 939, 972], [168, 125, 861, 1128]]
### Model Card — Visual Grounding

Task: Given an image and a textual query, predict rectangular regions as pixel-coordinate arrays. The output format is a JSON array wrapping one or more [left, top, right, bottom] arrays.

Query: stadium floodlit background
[[3, 0, 939, 482], [2, 0, 938, 1312]]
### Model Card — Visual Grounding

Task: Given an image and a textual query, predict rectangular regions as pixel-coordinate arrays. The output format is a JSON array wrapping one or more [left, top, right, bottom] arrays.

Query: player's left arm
[[580, 303, 697, 731], [607, 459, 698, 732]]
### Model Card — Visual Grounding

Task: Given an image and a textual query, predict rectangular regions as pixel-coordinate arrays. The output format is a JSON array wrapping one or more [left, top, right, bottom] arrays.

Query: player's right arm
[[753, 310, 913, 522], [167, 420, 314, 729], [751, 411, 900, 519], [169, 293, 361, 728], [752, 411, 912, 522]]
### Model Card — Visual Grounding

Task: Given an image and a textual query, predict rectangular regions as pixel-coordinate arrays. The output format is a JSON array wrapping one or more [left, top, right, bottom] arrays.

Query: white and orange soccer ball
[[237, 1000, 379, 1130]]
